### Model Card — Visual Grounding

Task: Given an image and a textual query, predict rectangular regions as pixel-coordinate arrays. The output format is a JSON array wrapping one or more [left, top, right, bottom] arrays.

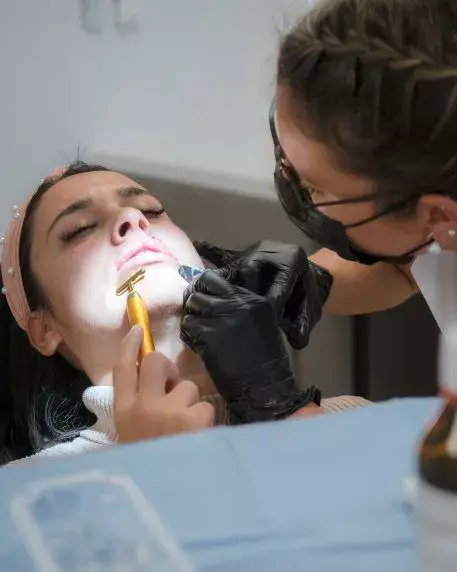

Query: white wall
[[0, 0, 314, 230]]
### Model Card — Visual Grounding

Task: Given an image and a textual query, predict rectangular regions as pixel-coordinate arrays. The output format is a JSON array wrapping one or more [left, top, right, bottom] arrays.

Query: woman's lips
[[117, 241, 179, 273], [119, 251, 177, 275]]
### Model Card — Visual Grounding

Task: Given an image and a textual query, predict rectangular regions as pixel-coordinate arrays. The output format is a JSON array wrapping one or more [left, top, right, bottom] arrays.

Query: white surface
[[416, 479, 457, 572], [412, 250, 457, 394], [0, 0, 315, 234], [411, 252, 457, 334], [440, 325, 457, 394], [92, 150, 278, 200]]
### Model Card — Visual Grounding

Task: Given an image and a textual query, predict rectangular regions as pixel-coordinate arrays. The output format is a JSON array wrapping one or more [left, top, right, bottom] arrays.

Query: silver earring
[[0, 237, 5, 246], [1, 287, 7, 295]]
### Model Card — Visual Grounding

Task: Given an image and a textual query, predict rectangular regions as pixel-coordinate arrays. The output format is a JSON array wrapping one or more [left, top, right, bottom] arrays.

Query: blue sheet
[[0, 397, 440, 571]]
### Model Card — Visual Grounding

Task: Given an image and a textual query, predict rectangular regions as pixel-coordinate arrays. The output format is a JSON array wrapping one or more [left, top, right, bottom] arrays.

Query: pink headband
[[1, 198, 33, 331], [1, 169, 66, 330]]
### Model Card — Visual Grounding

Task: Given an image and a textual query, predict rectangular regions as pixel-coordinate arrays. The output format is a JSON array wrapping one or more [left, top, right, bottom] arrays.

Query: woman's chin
[[136, 265, 185, 301], [148, 299, 183, 321]]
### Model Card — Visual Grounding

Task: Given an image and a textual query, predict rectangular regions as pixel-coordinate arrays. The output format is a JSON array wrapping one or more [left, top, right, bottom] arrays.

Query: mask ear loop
[[270, 98, 439, 261], [308, 194, 424, 229], [270, 100, 424, 228]]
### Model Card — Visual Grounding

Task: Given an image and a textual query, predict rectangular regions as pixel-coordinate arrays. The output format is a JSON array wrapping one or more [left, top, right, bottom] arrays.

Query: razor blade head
[[116, 268, 146, 296], [178, 265, 204, 284]]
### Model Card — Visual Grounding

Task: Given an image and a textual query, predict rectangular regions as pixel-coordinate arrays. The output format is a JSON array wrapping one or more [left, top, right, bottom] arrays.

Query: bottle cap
[[439, 325, 457, 395]]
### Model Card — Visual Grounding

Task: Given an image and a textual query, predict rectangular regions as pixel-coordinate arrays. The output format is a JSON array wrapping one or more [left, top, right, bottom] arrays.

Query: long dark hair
[[277, 0, 457, 213], [0, 161, 110, 463]]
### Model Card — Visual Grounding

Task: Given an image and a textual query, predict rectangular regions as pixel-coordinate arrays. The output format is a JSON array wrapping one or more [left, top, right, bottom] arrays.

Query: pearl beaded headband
[[0, 198, 33, 331]]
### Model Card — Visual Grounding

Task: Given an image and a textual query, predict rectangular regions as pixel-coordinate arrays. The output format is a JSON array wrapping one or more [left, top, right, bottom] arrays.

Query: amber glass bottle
[[416, 328, 457, 572]]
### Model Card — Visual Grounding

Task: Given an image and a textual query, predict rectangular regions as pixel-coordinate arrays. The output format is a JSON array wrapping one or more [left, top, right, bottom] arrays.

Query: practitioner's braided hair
[[278, 0, 457, 213]]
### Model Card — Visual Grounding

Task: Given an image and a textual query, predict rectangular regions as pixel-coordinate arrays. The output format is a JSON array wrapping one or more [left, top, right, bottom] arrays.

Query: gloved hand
[[180, 270, 320, 425], [194, 240, 333, 350]]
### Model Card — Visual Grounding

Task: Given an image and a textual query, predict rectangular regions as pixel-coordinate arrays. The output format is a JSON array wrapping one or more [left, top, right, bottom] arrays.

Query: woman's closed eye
[[141, 207, 165, 219], [60, 207, 166, 243], [60, 223, 97, 243]]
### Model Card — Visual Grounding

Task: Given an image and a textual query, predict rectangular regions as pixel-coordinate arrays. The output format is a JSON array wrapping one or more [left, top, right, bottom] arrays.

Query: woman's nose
[[111, 208, 150, 245]]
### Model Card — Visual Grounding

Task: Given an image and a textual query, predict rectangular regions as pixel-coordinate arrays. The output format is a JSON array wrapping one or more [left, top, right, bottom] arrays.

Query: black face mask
[[269, 101, 433, 266]]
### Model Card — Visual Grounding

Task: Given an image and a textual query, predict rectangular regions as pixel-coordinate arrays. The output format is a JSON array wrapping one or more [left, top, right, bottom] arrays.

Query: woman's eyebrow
[[117, 186, 156, 200], [47, 185, 156, 236], [47, 198, 93, 236]]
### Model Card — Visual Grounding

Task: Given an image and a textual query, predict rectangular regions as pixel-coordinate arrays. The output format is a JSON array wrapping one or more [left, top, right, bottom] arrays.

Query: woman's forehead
[[34, 171, 152, 220], [45, 171, 143, 203]]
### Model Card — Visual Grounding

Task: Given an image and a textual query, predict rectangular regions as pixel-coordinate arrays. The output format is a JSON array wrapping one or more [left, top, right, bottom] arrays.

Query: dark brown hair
[[0, 162, 109, 463], [277, 0, 457, 212]]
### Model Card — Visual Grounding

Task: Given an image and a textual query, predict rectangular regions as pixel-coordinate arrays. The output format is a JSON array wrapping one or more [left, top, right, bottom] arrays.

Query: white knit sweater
[[11, 386, 117, 464]]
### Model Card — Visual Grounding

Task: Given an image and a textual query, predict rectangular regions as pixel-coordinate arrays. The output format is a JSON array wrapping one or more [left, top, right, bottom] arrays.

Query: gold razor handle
[[127, 291, 155, 360]]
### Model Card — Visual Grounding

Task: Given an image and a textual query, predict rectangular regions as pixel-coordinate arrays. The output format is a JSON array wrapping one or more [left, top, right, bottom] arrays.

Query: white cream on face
[[29, 171, 204, 383]]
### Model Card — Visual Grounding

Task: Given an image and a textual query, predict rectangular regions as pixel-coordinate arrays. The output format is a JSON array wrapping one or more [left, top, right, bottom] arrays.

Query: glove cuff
[[274, 385, 321, 420], [226, 354, 321, 424], [228, 385, 321, 425]]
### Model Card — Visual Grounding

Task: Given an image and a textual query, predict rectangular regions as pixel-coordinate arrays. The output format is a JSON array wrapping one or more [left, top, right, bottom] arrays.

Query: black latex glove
[[193, 240, 333, 350], [181, 270, 320, 425]]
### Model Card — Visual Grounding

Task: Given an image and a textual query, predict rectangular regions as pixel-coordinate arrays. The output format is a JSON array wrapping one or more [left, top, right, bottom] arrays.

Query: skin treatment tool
[[178, 265, 205, 284], [116, 268, 155, 361]]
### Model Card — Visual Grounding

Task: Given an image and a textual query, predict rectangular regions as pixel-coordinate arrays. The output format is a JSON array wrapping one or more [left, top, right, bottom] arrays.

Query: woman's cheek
[[153, 227, 203, 267], [56, 251, 117, 325]]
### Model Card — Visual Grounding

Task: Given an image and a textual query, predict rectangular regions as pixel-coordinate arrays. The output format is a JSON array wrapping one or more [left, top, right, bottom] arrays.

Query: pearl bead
[[427, 243, 442, 256]]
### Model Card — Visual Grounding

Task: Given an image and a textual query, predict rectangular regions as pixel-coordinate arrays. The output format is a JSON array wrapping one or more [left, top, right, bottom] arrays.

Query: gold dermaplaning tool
[[116, 268, 155, 361]]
